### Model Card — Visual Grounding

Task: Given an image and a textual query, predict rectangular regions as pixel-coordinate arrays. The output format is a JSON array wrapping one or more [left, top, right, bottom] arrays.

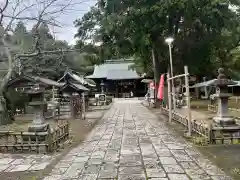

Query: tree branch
[[0, 0, 9, 25], [0, 0, 79, 90]]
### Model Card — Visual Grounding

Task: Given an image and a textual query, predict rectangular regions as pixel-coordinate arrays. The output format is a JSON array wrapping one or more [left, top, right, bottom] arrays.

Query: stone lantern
[[26, 84, 49, 132], [210, 68, 237, 126]]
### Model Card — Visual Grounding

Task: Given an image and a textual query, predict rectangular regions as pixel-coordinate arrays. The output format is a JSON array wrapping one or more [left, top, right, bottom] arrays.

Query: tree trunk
[[0, 95, 12, 125], [0, 35, 14, 125]]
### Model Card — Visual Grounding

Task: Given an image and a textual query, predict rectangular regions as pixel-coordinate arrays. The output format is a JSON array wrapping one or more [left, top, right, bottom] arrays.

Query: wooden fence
[[161, 107, 240, 144], [0, 122, 69, 153], [208, 104, 240, 113], [207, 104, 217, 112], [162, 107, 209, 138]]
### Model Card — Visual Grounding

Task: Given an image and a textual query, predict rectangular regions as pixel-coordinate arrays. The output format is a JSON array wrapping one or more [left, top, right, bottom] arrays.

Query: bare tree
[[0, 0, 79, 124]]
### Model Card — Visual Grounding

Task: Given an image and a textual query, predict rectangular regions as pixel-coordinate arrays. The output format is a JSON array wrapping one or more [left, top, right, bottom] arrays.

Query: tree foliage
[[0, 0, 102, 124], [0, 21, 101, 80], [75, 0, 240, 80]]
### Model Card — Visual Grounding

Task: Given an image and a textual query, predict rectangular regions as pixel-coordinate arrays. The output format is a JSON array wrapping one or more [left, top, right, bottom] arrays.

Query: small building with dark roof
[[86, 59, 146, 97], [6, 75, 62, 90]]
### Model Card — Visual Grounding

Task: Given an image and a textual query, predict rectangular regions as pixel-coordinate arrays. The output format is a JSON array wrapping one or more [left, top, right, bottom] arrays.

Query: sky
[[0, 0, 97, 45], [52, 0, 97, 45]]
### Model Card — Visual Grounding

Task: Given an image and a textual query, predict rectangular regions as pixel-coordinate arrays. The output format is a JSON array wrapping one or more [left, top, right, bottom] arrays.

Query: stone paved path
[[43, 99, 232, 180], [0, 153, 58, 172]]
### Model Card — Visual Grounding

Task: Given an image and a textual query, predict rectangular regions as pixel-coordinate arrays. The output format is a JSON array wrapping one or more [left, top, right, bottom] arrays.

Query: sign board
[[118, 81, 134, 86], [98, 94, 106, 102]]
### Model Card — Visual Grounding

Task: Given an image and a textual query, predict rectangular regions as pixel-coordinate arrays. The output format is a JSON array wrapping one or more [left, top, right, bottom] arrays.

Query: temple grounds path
[[0, 107, 107, 180], [43, 99, 232, 180]]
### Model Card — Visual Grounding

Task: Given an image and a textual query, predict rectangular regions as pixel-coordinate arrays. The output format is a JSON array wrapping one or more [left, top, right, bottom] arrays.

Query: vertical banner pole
[[152, 49, 157, 105], [167, 72, 172, 123]]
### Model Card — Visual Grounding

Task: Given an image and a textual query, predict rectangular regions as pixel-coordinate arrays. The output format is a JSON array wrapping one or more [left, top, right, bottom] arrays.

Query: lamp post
[[165, 37, 176, 109]]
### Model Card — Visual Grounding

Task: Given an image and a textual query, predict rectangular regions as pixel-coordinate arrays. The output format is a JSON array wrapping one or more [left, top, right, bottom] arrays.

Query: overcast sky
[[1, 0, 97, 45], [53, 0, 97, 45]]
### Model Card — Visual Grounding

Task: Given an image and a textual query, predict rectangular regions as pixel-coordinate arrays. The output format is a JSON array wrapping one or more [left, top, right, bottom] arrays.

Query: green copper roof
[[107, 69, 140, 80], [86, 59, 140, 80]]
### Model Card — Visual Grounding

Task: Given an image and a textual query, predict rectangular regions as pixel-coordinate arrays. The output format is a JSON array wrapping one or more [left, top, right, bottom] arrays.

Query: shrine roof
[[58, 71, 96, 87], [190, 79, 217, 88], [86, 58, 140, 80], [6, 75, 61, 88], [190, 79, 239, 88], [72, 83, 89, 91], [106, 69, 140, 80], [32, 76, 61, 87], [59, 82, 89, 92]]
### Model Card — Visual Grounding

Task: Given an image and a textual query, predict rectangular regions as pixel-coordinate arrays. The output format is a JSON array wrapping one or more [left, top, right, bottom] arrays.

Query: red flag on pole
[[157, 74, 164, 100]]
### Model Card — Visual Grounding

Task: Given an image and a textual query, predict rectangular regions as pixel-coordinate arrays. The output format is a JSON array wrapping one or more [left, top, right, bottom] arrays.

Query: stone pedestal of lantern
[[25, 85, 50, 140], [213, 87, 235, 126], [210, 68, 239, 127]]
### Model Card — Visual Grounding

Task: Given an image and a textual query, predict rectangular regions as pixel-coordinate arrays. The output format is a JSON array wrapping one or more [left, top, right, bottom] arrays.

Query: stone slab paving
[[43, 99, 233, 180], [0, 153, 59, 172]]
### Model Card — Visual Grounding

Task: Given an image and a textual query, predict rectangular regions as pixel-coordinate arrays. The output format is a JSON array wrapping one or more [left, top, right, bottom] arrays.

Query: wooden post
[[134, 80, 136, 97], [167, 72, 172, 123], [195, 87, 199, 99], [70, 95, 74, 119], [52, 86, 56, 120], [208, 123, 213, 144], [184, 66, 192, 136], [47, 127, 52, 152], [52, 86, 55, 99], [82, 92, 86, 120]]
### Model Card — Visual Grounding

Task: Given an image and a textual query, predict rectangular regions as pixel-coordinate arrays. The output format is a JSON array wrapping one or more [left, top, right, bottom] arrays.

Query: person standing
[[130, 91, 133, 98]]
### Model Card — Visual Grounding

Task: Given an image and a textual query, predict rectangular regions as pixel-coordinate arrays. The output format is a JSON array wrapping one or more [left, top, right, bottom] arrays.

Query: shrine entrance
[[59, 82, 89, 120], [59, 93, 83, 119], [116, 81, 135, 98]]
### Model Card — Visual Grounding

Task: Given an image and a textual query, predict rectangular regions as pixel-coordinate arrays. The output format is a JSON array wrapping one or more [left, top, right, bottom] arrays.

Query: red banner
[[157, 74, 164, 100]]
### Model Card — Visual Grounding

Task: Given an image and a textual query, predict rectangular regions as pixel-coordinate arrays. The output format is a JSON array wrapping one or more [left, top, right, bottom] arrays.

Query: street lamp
[[165, 37, 174, 45], [165, 37, 176, 109]]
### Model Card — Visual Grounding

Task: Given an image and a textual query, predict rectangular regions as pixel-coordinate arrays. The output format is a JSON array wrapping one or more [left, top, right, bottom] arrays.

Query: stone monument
[[210, 68, 237, 126], [26, 84, 49, 133]]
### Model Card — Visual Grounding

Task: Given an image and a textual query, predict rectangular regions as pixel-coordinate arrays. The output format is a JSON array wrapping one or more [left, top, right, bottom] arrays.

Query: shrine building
[[86, 59, 146, 98]]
